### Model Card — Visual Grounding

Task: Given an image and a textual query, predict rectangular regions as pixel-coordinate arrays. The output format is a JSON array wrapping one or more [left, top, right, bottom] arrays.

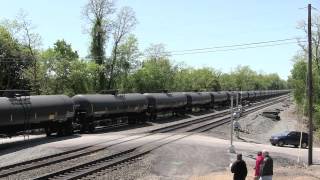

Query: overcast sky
[[1, 0, 319, 79]]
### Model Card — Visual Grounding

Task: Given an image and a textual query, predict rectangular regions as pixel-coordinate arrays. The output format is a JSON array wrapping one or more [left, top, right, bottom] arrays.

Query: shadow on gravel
[[237, 137, 262, 144], [191, 110, 215, 116], [149, 115, 191, 124], [0, 135, 81, 156], [92, 123, 153, 134]]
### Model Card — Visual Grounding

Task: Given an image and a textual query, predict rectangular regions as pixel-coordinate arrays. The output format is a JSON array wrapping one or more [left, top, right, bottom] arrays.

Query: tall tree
[[297, 16, 320, 71], [115, 35, 140, 91], [107, 7, 137, 89], [173, 67, 221, 91], [131, 58, 176, 92], [37, 40, 95, 96], [51, 40, 78, 95], [292, 15, 320, 107], [16, 10, 42, 94], [83, 0, 115, 91]]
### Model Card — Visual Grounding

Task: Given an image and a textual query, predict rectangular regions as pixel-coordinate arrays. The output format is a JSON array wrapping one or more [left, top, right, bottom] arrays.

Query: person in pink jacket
[[254, 151, 264, 180]]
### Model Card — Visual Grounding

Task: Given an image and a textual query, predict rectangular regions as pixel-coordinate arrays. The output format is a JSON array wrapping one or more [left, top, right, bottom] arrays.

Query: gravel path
[[205, 98, 305, 145]]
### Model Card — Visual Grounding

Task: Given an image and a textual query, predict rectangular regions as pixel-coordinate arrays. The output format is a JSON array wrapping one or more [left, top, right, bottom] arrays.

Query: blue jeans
[[259, 176, 272, 180]]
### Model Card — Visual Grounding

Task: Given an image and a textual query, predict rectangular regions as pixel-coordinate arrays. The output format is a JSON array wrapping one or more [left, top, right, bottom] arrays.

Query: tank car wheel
[[152, 114, 157, 121], [80, 127, 86, 133], [128, 118, 137, 125], [139, 114, 148, 123], [180, 110, 186, 116], [64, 121, 74, 135], [45, 127, 52, 137], [301, 142, 308, 148], [88, 124, 95, 133], [57, 128, 66, 137]]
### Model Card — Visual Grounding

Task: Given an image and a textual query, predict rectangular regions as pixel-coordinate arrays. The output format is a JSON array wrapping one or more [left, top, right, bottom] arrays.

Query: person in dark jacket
[[231, 153, 248, 180], [259, 150, 273, 180]]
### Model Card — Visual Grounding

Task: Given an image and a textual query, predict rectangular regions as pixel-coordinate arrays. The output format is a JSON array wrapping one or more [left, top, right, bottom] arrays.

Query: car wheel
[[278, 140, 284, 147], [301, 142, 308, 148]]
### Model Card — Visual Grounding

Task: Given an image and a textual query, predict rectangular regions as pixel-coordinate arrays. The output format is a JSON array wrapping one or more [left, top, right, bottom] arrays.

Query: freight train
[[0, 90, 290, 137]]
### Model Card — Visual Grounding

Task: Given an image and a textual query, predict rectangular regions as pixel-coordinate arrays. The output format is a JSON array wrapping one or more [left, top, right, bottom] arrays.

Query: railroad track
[[0, 104, 233, 178], [0, 95, 288, 179], [32, 96, 288, 180]]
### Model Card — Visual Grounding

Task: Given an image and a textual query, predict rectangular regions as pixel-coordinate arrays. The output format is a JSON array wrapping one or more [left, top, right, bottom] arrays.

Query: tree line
[[0, 0, 287, 97], [289, 15, 320, 137]]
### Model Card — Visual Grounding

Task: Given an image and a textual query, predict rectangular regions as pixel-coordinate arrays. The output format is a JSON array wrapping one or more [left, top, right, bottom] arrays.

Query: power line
[[170, 41, 305, 56], [0, 37, 306, 62], [166, 37, 305, 53], [89, 37, 306, 58]]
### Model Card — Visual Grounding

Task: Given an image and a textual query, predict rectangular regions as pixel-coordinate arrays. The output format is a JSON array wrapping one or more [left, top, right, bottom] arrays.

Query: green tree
[[220, 66, 256, 91], [107, 7, 137, 89], [115, 35, 140, 91], [37, 40, 96, 96], [173, 67, 220, 91], [0, 25, 32, 91], [16, 10, 42, 94], [290, 15, 320, 136], [131, 58, 176, 92], [83, 0, 115, 91], [219, 73, 235, 91]]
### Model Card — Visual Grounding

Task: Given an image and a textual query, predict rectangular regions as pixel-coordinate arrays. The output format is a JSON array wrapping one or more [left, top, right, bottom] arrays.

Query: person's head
[[257, 151, 262, 156], [237, 153, 242, 160], [262, 150, 269, 157]]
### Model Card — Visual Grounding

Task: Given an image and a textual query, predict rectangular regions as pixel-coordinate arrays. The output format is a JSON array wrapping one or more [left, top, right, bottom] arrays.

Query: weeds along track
[[0, 95, 288, 180]]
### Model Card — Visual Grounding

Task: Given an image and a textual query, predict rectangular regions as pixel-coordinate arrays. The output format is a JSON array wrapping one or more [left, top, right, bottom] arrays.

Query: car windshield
[[274, 131, 290, 136]]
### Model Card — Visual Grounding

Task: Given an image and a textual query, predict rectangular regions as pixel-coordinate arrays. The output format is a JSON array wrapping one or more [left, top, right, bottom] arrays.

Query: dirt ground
[[0, 98, 320, 179], [206, 98, 319, 146], [140, 98, 320, 180]]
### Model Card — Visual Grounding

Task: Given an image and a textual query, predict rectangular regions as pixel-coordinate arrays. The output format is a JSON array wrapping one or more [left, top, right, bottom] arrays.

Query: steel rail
[[31, 95, 288, 180]]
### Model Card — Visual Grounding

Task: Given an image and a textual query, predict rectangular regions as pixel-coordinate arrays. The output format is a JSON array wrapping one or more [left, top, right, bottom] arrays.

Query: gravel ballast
[[1, 98, 320, 180]]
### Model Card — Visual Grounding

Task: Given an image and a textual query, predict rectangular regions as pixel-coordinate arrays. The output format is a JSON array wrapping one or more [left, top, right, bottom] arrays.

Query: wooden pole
[[307, 3, 313, 166]]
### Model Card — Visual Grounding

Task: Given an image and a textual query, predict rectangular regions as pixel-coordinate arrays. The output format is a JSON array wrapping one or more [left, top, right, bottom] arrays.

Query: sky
[[1, 0, 319, 80]]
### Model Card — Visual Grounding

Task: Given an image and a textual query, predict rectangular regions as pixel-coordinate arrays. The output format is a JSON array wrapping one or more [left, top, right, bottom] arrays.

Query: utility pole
[[307, 3, 313, 166], [236, 92, 239, 107], [229, 96, 235, 153]]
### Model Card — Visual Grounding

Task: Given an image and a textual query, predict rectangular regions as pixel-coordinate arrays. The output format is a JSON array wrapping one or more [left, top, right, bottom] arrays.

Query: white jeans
[[259, 176, 272, 180]]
